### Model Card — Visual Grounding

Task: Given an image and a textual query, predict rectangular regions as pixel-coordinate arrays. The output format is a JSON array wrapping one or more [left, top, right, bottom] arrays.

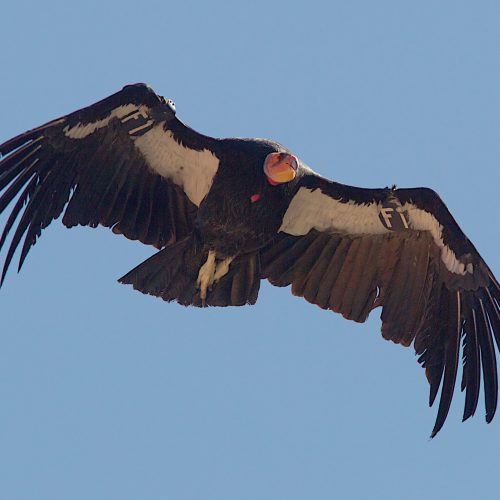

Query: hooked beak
[[263, 153, 298, 185]]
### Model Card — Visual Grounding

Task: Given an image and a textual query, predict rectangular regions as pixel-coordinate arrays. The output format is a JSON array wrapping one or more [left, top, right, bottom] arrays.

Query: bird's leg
[[197, 250, 216, 303], [196, 253, 236, 304], [213, 256, 235, 283]]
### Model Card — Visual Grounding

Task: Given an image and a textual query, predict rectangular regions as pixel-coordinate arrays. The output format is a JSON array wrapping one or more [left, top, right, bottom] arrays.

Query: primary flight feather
[[0, 83, 498, 437]]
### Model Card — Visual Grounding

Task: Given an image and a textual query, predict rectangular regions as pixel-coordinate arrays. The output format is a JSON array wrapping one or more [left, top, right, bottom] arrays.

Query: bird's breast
[[194, 184, 289, 256]]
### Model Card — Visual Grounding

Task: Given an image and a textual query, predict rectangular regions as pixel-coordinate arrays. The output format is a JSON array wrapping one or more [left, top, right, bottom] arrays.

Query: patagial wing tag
[[379, 201, 410, 231], [121, 108, 155, 137]]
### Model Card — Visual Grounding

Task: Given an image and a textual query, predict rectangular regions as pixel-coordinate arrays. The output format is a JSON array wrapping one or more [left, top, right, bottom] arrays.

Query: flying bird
[[0, 83, 498, 437]]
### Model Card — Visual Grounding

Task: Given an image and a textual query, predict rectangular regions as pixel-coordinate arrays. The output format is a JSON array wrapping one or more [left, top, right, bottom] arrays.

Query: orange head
[[263, 152, 298, 185]]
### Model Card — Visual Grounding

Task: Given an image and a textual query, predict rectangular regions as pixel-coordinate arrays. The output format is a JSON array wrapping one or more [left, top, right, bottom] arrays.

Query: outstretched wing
[[0, 83, 221, 283], [261, 173, 499, 437]]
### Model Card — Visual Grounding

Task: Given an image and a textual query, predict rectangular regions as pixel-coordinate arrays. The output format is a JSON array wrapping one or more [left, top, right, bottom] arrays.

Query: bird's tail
[[118, 235, 261, 307]]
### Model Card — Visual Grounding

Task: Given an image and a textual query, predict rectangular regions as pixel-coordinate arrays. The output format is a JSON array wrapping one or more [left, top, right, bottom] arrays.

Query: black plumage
[[0, 83, 498, 437]]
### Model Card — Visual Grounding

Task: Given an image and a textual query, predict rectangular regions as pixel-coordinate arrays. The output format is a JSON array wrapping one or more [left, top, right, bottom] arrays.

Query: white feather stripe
[[63, 104, 145, 139], [279, 187, 390, 236], [133, 125, 219, 207], [403, 204, 471, 275]]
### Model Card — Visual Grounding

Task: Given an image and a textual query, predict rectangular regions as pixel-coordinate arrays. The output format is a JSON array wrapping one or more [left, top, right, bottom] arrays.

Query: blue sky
[[0, 1, 499, 499]]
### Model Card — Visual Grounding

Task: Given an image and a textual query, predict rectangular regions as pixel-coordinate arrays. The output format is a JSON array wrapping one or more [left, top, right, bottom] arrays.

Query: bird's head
[[263, 152, 298, 186]]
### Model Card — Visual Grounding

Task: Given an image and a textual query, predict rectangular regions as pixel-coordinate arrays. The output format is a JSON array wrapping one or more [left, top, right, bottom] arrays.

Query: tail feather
[[208, 253, 261, 307], [119, 236, 261, 307]]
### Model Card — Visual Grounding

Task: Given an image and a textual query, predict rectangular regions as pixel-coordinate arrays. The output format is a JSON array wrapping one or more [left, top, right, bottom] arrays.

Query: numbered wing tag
[[379, 200, 410, 231], [121, 108, 156, 137]]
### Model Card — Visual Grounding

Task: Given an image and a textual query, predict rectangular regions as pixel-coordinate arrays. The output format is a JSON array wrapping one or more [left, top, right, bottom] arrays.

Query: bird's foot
[[197, 251, 216, 304], [213, 256, 234, 283], [196, 253, 235, 305]]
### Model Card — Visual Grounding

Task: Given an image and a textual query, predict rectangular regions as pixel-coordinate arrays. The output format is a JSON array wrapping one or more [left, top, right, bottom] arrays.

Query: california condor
[[0, 83, 498, 437]]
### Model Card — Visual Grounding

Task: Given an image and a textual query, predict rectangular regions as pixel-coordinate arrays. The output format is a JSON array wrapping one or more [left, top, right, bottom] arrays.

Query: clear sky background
[[1, 1, 499, 499]]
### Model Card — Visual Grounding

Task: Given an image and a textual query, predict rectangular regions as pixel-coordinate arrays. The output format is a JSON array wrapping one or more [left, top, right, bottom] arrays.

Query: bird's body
[[194, 138, 292, 256], [0, 83, 498, 436]]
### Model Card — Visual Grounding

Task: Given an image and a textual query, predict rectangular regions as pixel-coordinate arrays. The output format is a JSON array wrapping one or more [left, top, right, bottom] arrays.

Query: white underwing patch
[[133, 125, 219, 206], [280, 187, 472, 276], [279, 187, 390, 236]]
